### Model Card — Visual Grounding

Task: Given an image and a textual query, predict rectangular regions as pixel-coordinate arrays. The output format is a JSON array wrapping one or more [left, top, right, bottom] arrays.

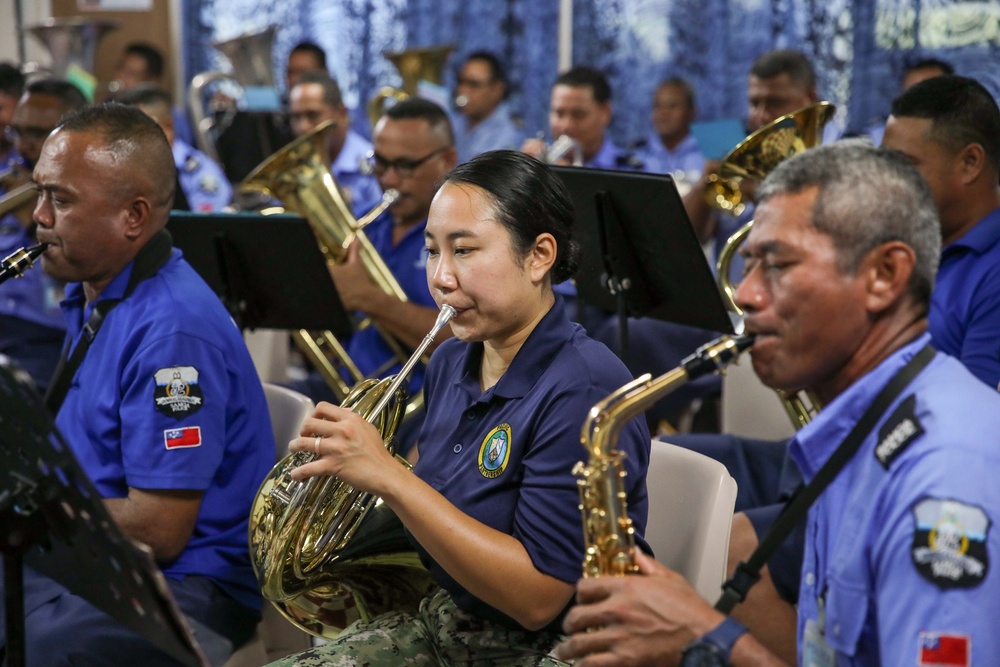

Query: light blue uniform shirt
[[173, 139, 232, 212], [791, 334, 1000, 666], [453, 101, 524, 164], [332, 129, 382, 216], [638, 132, 705, 177]]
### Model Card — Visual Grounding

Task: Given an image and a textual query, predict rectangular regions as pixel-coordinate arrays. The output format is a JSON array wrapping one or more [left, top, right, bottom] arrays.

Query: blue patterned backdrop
[[181, 0, 1000, 145]]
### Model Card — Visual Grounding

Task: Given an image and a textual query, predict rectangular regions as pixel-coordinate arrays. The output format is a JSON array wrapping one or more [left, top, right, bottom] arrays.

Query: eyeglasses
[[457, 77, 494, 89], [367, 147, 447, 178]]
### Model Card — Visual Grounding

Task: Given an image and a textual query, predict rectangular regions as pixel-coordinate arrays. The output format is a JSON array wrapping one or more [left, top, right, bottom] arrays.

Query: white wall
[[0, 0, 55, 67]]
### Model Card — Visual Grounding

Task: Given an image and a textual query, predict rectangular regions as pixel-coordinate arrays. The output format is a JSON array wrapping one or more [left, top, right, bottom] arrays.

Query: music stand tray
[[0, 358, 206, 667], [168, 211, 352, 337], [552, 166, 734, 335]]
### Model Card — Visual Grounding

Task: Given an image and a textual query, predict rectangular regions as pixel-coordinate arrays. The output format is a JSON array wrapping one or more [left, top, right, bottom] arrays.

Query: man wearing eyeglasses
[[323, 97, 456, 449], [0, 78, 87, 390], [287, 71, 381, 215], [452, 51, 523, 164]]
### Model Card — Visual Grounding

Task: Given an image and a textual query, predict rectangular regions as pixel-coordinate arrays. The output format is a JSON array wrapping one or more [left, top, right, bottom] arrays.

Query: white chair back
[[644, 440, 738, 603], [262, 383, 315, 460], [720, 359, 795, 440]]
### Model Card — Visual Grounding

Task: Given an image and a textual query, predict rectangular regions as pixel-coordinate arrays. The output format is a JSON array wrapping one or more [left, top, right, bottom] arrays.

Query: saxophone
[[574, 333, 755, 577]]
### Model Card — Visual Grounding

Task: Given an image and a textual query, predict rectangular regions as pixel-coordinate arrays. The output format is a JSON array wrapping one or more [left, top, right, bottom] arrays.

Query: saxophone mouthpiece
[[0, 243, 49, 285]]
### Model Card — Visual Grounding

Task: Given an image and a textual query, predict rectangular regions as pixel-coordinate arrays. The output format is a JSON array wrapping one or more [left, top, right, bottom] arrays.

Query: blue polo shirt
[[791, 334, 1000, 665], [173, 138, 232, 212], [453, 101, 525, 164], [928, 206, 1000, 388], [345, 211, 436, 392], [638, 132, 706, 177], [586, 136, 638, 171], [56, 235, 275, 611], [332, 129, 382, 216], [412, 296, 651, 628]]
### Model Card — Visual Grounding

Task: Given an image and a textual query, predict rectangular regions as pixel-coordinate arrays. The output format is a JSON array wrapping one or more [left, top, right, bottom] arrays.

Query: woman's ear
[[529, 232, 558, 283]]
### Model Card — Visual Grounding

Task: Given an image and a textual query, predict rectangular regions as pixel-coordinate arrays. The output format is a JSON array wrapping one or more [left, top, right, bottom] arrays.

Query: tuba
[[367, 45, 454, 128], [21, 17, 119, 96], [575, 334, 755, 577], [239, 119, 410, 403], [187, 26, 279, 163], [249, 305, 456, 638]]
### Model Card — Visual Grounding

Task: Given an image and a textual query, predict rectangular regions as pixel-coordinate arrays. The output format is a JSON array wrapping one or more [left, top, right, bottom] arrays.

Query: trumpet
[[0, 244, 49, 286], [540, 134, 583, 166]]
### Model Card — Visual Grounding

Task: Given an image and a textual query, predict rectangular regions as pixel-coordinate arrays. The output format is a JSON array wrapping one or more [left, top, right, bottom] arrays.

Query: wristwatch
[[679, 617, 748, 667]]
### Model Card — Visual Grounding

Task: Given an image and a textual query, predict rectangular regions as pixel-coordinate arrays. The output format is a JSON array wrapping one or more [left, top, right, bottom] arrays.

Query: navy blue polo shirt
[[412, 296, 651, 628], [56, 236, 275, 611]]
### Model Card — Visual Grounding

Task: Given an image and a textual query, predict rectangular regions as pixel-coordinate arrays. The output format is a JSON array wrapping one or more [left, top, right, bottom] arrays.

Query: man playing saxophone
[[270, 150, 651, 666], [556, 141, 1000, 666]]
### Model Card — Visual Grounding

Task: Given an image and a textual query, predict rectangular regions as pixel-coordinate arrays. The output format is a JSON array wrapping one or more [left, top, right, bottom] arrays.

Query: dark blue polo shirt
[[412, 296, 651, 628]]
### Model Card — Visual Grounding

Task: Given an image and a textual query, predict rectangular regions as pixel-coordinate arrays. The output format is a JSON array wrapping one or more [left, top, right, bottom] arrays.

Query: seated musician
[[0, 103, 275, 666], [269, 150, 651, 666], [556, 140, 1000, 666]]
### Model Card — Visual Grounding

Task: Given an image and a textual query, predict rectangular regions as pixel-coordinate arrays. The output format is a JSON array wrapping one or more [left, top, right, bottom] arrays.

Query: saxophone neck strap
[[714, 341, 937, 614], [43, 230, 174, 414]]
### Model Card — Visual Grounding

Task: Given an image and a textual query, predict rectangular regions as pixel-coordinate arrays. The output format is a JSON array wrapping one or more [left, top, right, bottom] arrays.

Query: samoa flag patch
[[911, 497, 990, 590], [164, 426, 202, 449], [918, 632, 970, 666]]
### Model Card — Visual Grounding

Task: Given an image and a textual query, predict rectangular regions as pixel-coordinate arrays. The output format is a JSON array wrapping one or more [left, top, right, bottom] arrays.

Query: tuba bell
[[21, 17, 120, 97], [239, 119, 416, 404], [711, 102, 835, 429], [187, 26, 279, 163], [249, 305, 455, 638], [367, 45, 454, 128]]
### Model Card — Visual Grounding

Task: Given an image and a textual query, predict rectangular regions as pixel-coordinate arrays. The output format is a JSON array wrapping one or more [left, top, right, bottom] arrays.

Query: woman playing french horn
[[271, 150, 651, 666]]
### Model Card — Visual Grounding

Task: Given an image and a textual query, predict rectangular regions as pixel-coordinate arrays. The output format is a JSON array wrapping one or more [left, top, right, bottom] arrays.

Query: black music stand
[[167, 212, 352, 337], [552, 166, 734, 355], [0, 358, 206, 667]]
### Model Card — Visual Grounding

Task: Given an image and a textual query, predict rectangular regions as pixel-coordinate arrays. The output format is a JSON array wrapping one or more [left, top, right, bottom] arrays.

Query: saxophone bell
[[0, 243, 49, 286]]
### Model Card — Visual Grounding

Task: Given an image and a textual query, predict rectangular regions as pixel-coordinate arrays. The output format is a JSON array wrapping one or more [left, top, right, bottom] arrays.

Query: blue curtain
[[181, 0, 1000, 144]]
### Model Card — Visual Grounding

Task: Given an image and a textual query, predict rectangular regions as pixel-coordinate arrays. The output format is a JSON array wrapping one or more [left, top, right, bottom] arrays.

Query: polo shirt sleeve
[[954, 261, 1000, 387], [866, 448, 1000, 665], [513, 383, 650, 585], [117, 331, 230, 492]]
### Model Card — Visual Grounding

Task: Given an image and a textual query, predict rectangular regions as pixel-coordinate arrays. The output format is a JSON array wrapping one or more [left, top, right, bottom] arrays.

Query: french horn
[[249, 305, 456, 638]]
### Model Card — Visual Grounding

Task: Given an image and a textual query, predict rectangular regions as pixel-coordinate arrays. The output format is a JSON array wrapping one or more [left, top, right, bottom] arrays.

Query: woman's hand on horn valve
[[287, 402, 402, 495]]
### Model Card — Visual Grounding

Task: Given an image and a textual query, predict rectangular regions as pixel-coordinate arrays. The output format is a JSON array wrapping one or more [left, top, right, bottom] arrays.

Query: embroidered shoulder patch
[[875, 394, 924, 469], [911, 497, 990, 590], [154, 366, 204, 419], [479, 423, 511, 479]]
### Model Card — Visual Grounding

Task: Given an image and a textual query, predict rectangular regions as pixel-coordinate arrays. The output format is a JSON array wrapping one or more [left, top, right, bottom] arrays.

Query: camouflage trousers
[[267, 588, 570, 666]]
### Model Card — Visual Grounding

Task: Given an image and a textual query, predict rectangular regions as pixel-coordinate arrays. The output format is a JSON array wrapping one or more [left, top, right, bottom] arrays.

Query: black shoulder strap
[[715, 342, 937, 613], [43, 231, 174, 414]]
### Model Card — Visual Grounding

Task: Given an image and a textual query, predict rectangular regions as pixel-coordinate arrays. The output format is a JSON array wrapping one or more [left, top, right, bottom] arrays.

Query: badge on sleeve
[[918, 632, 970, 667], [479, 423, 511, 479], [154, 366, 204, 418], [164, 426, 202, 449], [911, 497, 990, 589], [875, 394, 923, 469]]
